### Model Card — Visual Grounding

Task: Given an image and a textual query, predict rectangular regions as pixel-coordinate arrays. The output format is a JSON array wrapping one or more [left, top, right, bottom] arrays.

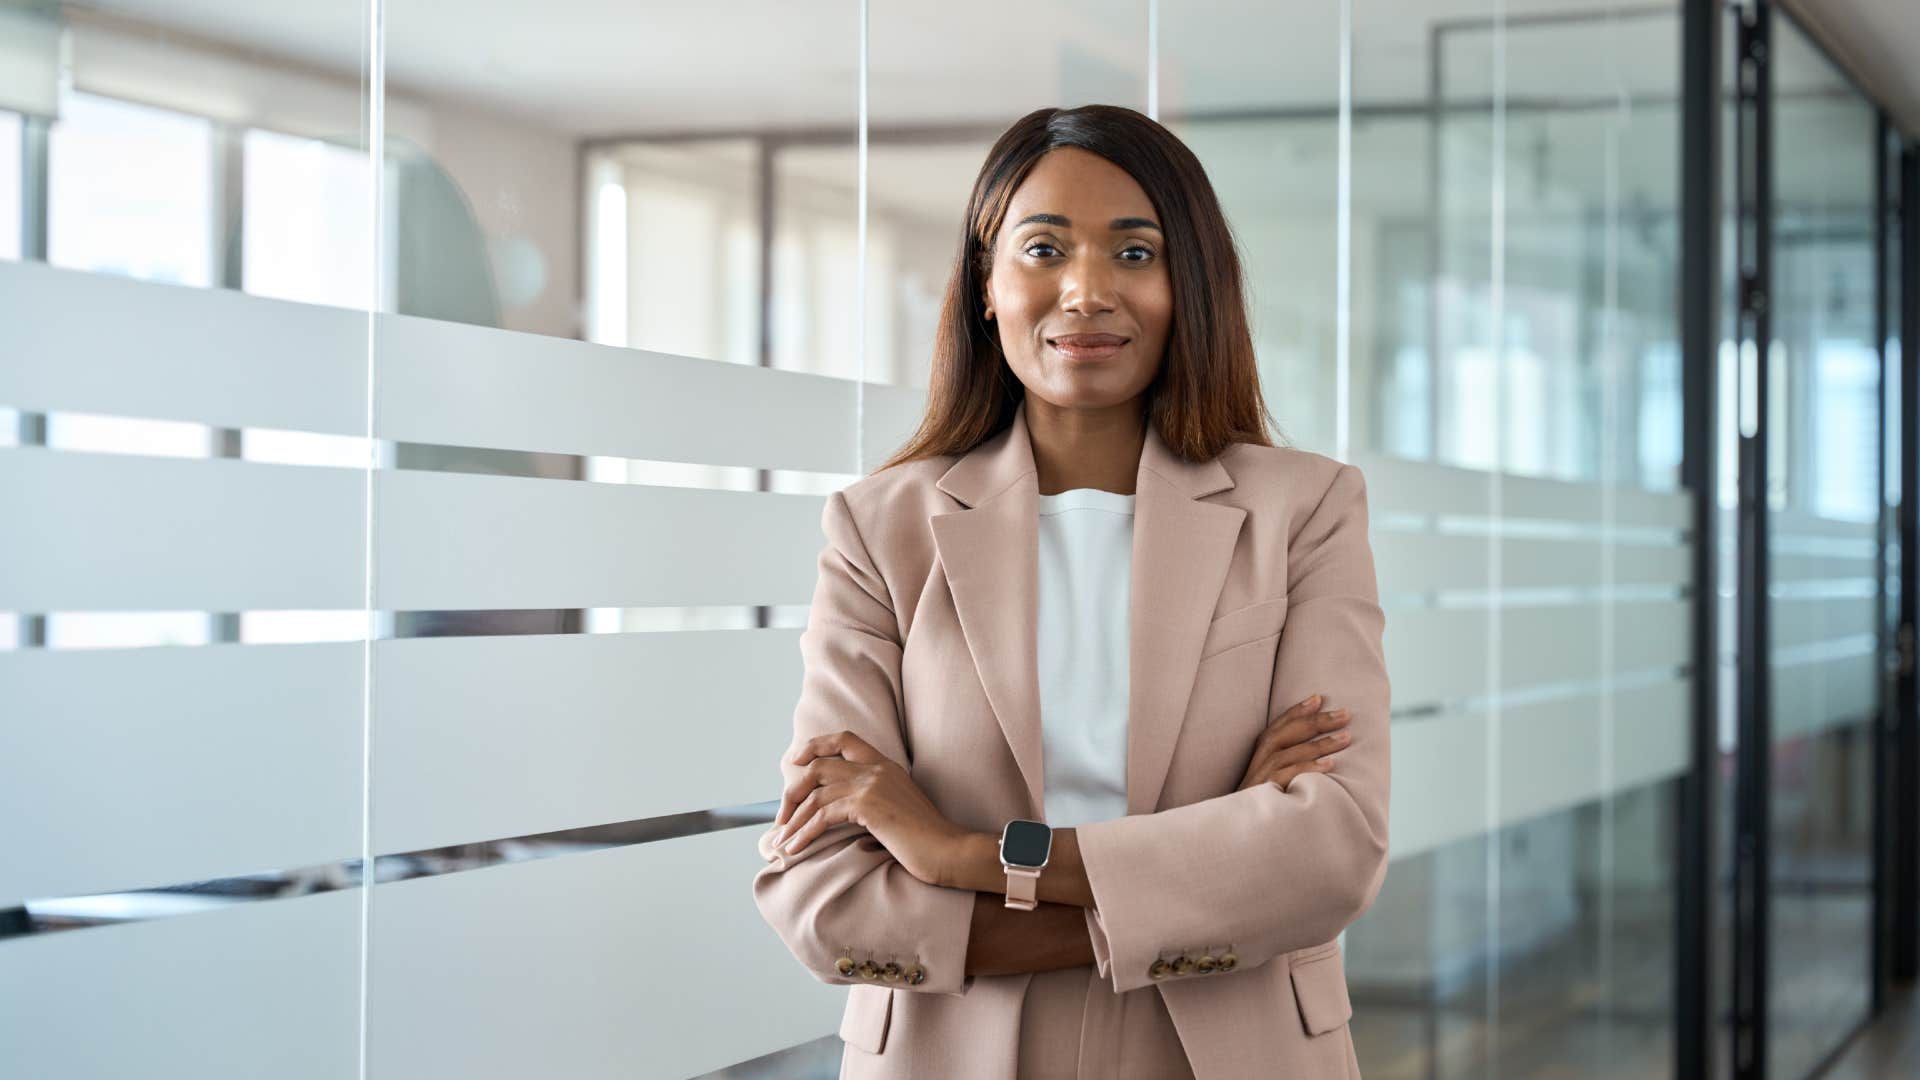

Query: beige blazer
[[753, 397, 1390, 1078]]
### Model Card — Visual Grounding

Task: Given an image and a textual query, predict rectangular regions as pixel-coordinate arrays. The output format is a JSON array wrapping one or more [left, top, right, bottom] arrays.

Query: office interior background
[[1, 0, 1917, 1077]]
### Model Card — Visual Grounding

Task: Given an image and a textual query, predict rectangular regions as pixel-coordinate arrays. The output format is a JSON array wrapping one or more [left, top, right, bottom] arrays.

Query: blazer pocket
[[1198, 596, 1289, 662], [1290, 944, 1353, 1037], [839, 984, 893, 1054]]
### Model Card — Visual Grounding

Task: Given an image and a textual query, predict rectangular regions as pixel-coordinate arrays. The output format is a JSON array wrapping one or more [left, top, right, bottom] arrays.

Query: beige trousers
[[1015, 964, 1197, 1080]]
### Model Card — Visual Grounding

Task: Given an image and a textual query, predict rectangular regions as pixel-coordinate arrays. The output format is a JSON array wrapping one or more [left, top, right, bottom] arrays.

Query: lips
[[1048, 333, 1129, 348], [1047, 332, 1130, 361]]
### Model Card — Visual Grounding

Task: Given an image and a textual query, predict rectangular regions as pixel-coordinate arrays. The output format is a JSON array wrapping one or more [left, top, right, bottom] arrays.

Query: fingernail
[[1305, 693, 1322, 707], [783, 835, 802, 854]]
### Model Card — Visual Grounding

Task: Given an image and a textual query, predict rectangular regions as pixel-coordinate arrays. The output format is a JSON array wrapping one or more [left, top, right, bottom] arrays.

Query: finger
[[1252, 734, 1346, 783], [1267, 693, 1324, 728], [776, 758, 847, 827], [777, 786, 826, 847], [1251, 710, 1342, 767], [1266, 757, 1337, 792], [793, 730, 881, 767], [781, 785, 851, 853], [791, 732, 842, 767]]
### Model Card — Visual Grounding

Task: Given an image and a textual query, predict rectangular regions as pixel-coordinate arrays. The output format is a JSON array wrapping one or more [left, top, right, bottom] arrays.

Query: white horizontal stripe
[[372, 630, 802, 854], [0, 259, 368, 435], [0, 448, 365, 612], [375, 314, 862, 472], [1770, 595, 1880, 649], [1354, 451, 1691, 529], [372, 470, 824, 610], [0, 889, 360, 1079], [0, 642, 362, 903], [1388, 679, 1690, 861], [1771, 551, 1879, 584], [1387, 600, 1690, 709], [0, 260, 902, 472], [1374, 532, 1690, 594], [1770, 651, 1879, 743], [368, 827, 840, 1079]]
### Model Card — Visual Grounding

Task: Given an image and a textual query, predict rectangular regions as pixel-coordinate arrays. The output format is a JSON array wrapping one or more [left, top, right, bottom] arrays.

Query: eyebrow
[[1013, 212, 1162, 233]]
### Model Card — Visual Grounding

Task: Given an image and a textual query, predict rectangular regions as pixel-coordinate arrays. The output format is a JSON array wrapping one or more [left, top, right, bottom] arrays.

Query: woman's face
[[983, 147, 1173, 413]]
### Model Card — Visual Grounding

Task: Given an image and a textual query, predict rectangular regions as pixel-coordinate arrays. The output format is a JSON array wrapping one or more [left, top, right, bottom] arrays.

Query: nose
[[1059, 249, 1117, 316]]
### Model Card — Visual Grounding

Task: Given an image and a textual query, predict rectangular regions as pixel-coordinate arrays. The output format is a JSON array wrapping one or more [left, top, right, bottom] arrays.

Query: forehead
[[1004, 148, 1156, 224]]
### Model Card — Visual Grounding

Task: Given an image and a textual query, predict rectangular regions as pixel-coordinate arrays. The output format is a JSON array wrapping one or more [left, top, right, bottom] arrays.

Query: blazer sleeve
[[750, 489, 979, 996], [1075, 462, 1391, 994]]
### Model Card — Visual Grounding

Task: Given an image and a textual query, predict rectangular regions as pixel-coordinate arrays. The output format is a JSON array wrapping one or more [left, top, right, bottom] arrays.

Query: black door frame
[[1717, 3, 1917, 1077]]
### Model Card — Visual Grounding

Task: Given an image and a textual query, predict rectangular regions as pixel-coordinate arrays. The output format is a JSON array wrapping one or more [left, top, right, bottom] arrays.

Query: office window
[[48, 91, 214, 286], [242, 126, 374, 309], [0, 109, 20, 260]]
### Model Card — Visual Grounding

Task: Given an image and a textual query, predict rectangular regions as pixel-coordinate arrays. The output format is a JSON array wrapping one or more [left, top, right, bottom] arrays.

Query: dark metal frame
[[1729, 5, 1772, 1075], [1676, 3, 1720, 1076], [1729, 2, 1918, 1076], [1896, 136, 1920, 990]]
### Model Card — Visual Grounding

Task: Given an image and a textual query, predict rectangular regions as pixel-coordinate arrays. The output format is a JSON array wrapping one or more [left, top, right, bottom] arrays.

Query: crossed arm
[[753, 464, 1389, 995]]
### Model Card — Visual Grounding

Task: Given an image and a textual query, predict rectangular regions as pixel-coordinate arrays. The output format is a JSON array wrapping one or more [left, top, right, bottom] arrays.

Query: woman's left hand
[[770, 730, 971, 886]]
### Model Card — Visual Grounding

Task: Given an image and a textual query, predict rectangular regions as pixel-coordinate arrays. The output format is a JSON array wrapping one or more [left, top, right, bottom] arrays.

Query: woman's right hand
[[1236, 693, 1352, 792]]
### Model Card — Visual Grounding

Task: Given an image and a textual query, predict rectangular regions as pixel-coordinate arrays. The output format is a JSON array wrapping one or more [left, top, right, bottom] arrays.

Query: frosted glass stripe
[[372, 470, 824, 611], [0, 449, 365, 612], [1374, 532, 1690, 594], [375, 313, 860, 472], [1387, 600, 1691, 708], [1770, 651, 1879, 742], [1771, 511, 1878, 541], [1355, 451, 1691, 529], [1772, 552, 1879, 583], [1771, 595, 1880, 649], [0, 643, 363, 903], [1389, 678, 1690, 860], [372, 630, 802, 854], [368, 827, 841, 1080], [0, 260, 368, 436], [0, 890, 360, 1079]]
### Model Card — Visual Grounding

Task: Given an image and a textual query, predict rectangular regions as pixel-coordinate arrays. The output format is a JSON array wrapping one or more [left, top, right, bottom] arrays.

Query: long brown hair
[[875, 104, 1281, 474]]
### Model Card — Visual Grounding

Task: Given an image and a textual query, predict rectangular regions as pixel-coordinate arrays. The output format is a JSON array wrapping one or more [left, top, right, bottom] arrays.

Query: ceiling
[[1782, 0, 1920, 138], [57, 0, 1759, 138]]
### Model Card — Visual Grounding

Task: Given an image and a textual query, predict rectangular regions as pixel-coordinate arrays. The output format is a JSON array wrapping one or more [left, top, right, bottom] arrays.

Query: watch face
[[1001, 819, 1052, 867]]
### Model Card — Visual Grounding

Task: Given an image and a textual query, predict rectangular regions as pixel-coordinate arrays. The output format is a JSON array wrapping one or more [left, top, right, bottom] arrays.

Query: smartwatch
[[999, 818, 1052, 910]]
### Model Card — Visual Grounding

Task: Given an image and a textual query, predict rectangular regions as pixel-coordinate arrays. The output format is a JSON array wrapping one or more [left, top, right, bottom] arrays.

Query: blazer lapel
[[930, 398, 1245, 822]]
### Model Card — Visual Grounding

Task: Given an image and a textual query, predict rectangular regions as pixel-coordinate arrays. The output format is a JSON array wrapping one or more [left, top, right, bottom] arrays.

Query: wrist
[[942, 831, 1001, 892]]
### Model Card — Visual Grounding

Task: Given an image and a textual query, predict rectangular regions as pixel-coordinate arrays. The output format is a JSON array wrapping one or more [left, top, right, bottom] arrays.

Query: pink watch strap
[[1004, 865, 1041, 910]]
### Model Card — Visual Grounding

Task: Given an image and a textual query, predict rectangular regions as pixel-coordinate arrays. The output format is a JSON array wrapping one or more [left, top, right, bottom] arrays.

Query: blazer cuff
[[1084, 904, 1114, 980]]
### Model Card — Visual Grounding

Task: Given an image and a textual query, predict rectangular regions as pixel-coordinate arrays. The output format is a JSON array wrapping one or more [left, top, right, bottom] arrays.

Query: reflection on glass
[[242, 128, 375, 309], [0, 109, 20, 260], [48, 92, 214, 287], [1337, 2, 1684, 1076], [1764, 15, 1880, 1078]]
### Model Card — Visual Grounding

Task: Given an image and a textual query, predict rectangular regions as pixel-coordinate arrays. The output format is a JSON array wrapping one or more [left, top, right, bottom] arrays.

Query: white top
[[1034, 486, 1135, 829]]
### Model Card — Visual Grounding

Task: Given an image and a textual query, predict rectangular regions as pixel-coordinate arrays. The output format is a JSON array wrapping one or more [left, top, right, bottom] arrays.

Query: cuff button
[[1218, 952, 1238, 972], [904, 963, 926, 985], [1148, 958, 1171, 979], [857, 960, 879, 980], [1196, 954, 1218, 974], [881, 962, 902, 983], [834, 956, 856, 977], [1171, 955, 1195, 976]]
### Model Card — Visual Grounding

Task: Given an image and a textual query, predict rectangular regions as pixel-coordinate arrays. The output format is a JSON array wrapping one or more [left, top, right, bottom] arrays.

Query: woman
[[752, 104, 1389, 1079]]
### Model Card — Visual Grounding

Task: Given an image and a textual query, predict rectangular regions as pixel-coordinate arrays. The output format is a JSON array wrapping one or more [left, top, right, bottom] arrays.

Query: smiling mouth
[[1047, 334, 1130, 359]]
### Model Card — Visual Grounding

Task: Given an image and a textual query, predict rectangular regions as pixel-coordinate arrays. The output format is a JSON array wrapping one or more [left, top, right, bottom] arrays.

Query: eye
[[1023, 241, 1061, 258], [1120, 244, 1155, 262]]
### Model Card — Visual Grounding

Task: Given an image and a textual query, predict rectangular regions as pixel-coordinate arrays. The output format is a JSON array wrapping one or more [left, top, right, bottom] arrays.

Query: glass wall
[[1765, 13, 1882, 1077], [0, 1, 1910, 1078]]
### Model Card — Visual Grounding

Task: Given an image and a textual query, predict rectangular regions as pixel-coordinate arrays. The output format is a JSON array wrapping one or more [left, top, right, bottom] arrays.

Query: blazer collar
[[930, 397, 1247, 820]]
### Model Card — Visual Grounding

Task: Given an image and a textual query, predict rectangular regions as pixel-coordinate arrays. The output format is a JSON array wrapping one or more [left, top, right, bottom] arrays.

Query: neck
[[1023, 394, 1147, 496]]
